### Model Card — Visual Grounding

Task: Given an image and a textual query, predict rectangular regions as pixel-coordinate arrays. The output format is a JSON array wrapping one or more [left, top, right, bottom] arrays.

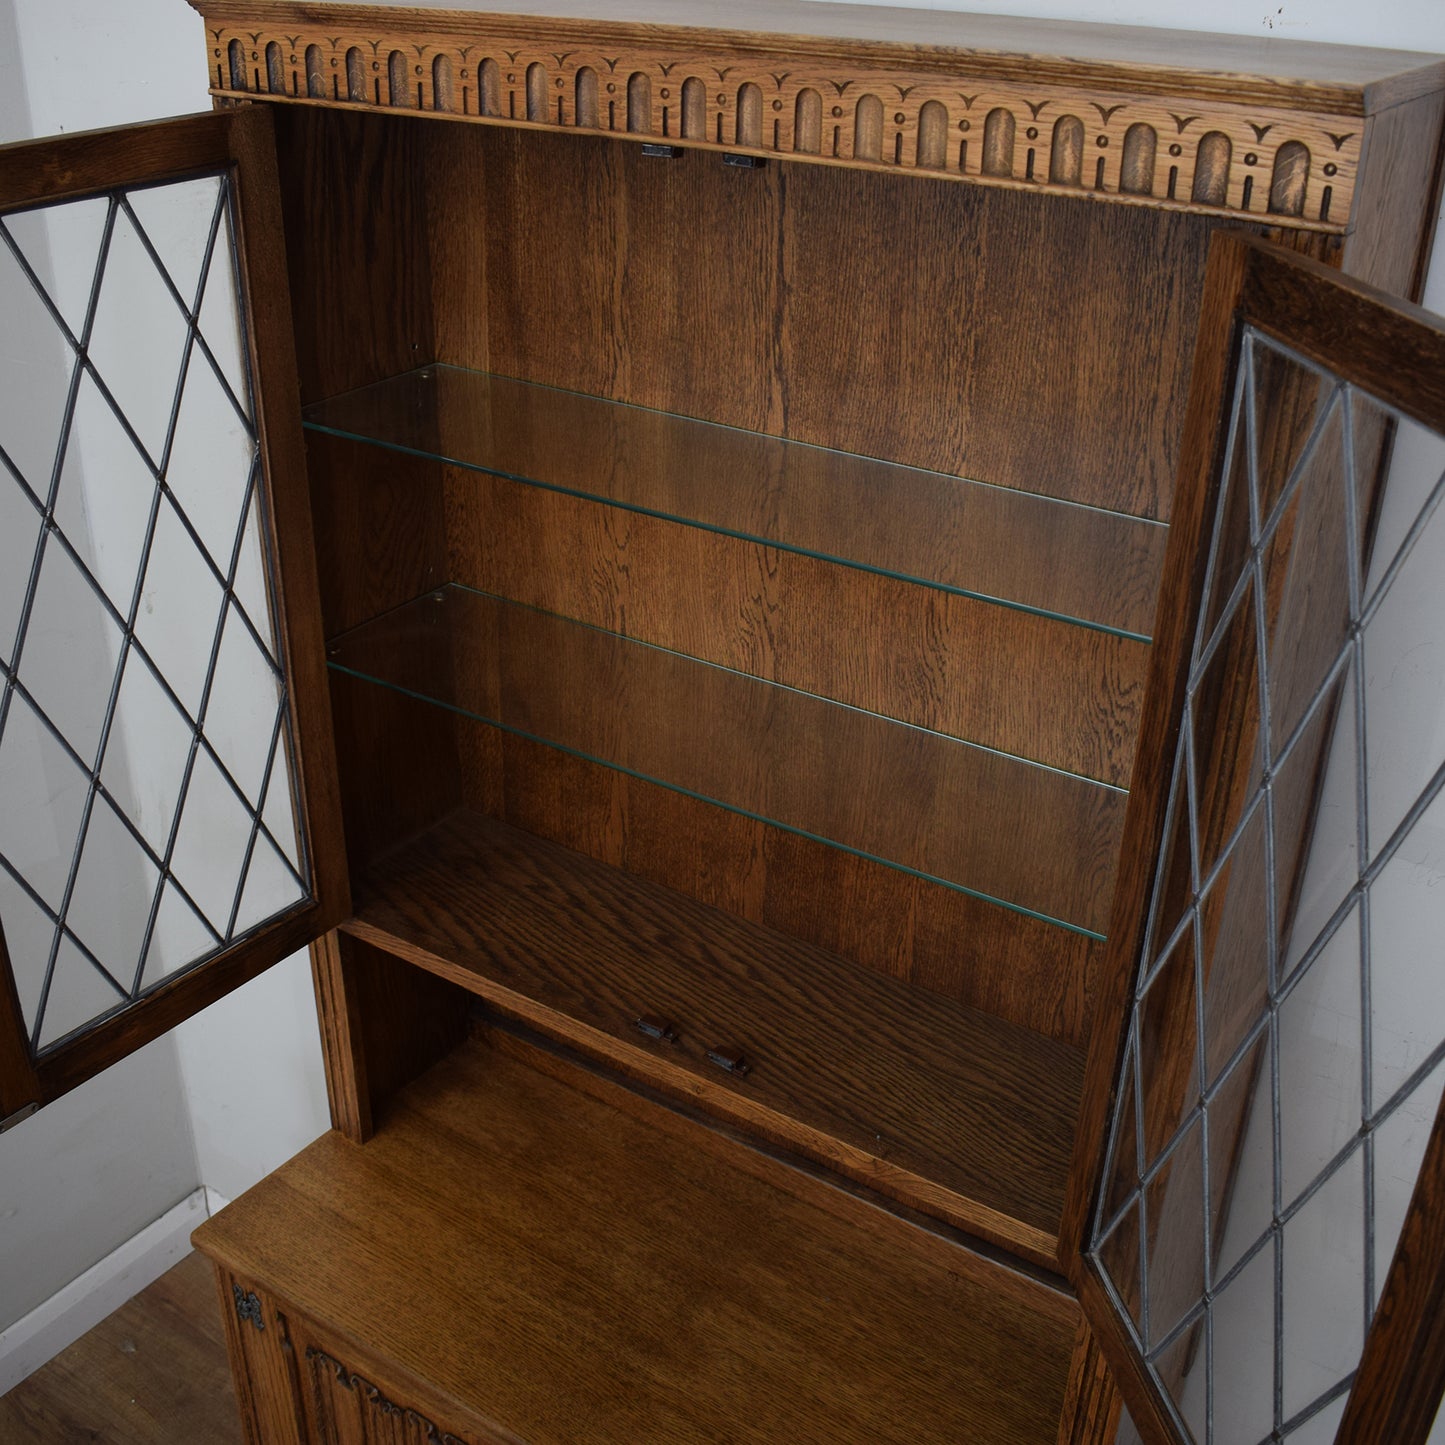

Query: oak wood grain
[[468, 125, 1218, 520], [211, 1267, 309, 1444], [446, 463, 1150, 789], [1056, 1314, 1125, 1445], [189, 0, 1445, 240], [493, 720, 1108, 1043], [195, 1029, 1081, 1443], [310, 927, 471, 1140], [0, 114, 233, 209], [1342, 90, 1445, 302], [191, 0, 1445, 114], [342, 806, 1086, 1262], [1060, 230, 1255, 1267], [330, 584, 1126, 934], [272, 106, 436, 402], [309, 929, 371, 1139]]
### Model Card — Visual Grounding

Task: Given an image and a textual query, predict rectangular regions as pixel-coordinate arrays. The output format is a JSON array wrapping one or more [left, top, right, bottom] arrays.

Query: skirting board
[[0, 1185, 231, 1395]]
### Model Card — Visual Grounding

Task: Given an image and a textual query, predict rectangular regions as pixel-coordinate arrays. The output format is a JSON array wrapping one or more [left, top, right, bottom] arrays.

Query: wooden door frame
[[1065, 232, 1445, 1442], [0, 108, 347, 1122]]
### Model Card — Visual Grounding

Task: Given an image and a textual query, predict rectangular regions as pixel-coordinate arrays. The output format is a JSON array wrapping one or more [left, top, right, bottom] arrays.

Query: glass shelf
[[327, 586, 1126, 938], [303, 365, 1166, 641]]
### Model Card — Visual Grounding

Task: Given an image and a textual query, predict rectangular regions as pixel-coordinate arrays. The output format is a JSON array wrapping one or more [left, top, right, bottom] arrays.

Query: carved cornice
[[198, 11, 1367, 230]]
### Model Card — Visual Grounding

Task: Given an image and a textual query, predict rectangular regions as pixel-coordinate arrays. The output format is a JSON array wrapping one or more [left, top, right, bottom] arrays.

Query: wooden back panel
[[433, 126, 1216, 518], [430, 124, 1222, 1042], [279, 107, 1232, 1045]]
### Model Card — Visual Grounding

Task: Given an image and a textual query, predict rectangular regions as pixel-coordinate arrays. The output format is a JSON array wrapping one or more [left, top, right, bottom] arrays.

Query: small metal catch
[[706, 1045, 751, 1077], [641, 143, 684, 159], [722, 153, 766, 169], [634, 1014, 678, 1043], [233, 1285, 265, 1331]]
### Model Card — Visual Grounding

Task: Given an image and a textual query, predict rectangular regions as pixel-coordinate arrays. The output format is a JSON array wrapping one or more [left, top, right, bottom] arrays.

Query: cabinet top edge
[[189, 0, 1445, 115]]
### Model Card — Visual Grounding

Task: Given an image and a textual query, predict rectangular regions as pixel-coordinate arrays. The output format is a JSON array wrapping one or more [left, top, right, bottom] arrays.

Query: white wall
[[0, 0, 203, 1338], [826, 0, 1445, 49]]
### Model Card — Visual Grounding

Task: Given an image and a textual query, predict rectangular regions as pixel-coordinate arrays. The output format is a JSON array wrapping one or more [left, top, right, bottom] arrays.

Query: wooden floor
[[0, 1252, 242, 1444]]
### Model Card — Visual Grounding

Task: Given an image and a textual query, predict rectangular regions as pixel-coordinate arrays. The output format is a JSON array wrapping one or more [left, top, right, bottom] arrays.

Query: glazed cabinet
[[3, 2, 1445, 1441]]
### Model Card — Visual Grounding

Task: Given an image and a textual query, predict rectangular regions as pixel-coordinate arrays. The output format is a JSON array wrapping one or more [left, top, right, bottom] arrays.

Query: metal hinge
[[233, 1285, 265, 1331]]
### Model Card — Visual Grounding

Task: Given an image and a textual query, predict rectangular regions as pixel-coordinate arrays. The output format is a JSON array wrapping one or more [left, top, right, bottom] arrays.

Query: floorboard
[[0, 1252, 241, 1444]]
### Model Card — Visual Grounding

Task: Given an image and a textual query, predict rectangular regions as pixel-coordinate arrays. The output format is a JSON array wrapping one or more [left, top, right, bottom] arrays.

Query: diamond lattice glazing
[[1088, 328, 1445, 1444], [0, 173, 309, 1057]]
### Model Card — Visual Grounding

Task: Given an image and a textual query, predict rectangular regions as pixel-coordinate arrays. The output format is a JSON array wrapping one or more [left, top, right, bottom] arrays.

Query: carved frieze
[[200, 14, 1361, 230]]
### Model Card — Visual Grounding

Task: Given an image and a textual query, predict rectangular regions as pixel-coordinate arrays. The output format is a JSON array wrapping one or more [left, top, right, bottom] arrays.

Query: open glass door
[[0, 109, 345, 1125], [1074, 235, 1445, 1444]]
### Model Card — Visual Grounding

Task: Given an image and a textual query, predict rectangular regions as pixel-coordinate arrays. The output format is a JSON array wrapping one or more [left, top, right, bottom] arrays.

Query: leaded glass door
[[0, 110, 345, 1125], [1076, 236, 1445, 1443]]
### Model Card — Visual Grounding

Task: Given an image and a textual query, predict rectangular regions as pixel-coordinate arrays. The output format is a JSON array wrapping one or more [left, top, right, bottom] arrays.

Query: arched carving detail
[[854, 94, 883, 161], [1269, 140, 1310, 216], [1120, 122, 1157, 195], [198, 19, 1365, 229], [627, 72, 651, 133], [389, 51, 409, 107], [982, 107, 1015, 177], [526, 62, 547, 121], [431, 53, 453, 113], [305, 44, 324, 99], [794, 87, 822, 154], [345, 47, 366, 103], [1192, 131, 1232, 206], [736, 82, 763, 147], [917, 99, 948, 169], [227, 38, 247, 91], [1049, 115, 1084, 185], [575, 66, 599, 128], [479, 57, 501, 117], [681, 76, 706, 139]]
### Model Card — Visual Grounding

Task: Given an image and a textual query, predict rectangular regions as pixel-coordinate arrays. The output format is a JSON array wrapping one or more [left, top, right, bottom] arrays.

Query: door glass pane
[[0, 171, 309, 1058], [1088, 326, 1445, 1441]]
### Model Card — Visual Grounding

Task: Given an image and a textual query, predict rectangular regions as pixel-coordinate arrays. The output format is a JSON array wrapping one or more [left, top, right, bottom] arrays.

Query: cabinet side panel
[[328, 670, 462, 873], [1343, 91, 1445, 302], [311, 928, 472, 1142], [307, 434, 447, 638], [272, 110, 449, 638], [425, 123, 492, 374]]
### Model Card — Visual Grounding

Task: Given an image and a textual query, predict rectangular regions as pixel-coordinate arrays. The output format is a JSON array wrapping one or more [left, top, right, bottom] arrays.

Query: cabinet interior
[[274, 105, 1254, 1264]]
